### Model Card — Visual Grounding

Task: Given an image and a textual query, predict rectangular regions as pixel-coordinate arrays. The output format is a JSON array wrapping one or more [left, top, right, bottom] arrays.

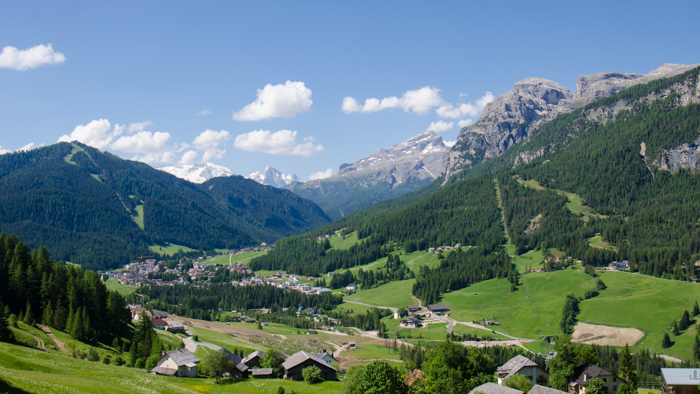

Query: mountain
[[0, 143, 330, 269], [247, 166, 303, 189], [292, 130, 450, 220], [444, 63, 699, 180], [159, 162, 237, 183]]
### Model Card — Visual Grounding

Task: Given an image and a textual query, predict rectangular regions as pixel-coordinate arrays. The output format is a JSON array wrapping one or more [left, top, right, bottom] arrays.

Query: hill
[[0, 143, 330, 269]]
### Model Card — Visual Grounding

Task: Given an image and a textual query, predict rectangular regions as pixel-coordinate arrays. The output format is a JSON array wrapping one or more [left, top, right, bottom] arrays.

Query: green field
[[579, 271, 700, 360], [186, 326, 266, 353], [328, 231, 360, 250], [444, 268, 597, 339], [512, 249, 544, 271], [587, 235, 618, 252], [516, 178, 606, 220], [344, 279, 416, 309], [349, 343, 402, 360], [0, 342, 343, 394], [105, 277, 137, 295], [149, 242, 196, 255]]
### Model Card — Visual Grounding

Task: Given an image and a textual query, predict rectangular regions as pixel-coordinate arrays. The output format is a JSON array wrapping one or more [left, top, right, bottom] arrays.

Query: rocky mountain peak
[[246, 166, 302, 189], [159, 162, 236, 183]]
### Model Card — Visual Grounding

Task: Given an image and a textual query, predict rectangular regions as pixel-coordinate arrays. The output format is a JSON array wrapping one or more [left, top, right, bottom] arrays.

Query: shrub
[[302, 365, 323, 384], [114, 356, 124, 366], [102, 355, 111, 364], [88, 348, 100, 362]]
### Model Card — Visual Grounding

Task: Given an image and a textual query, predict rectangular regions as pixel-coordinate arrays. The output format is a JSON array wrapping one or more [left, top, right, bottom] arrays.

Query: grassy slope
[[344, 279, 416, 309], [579, 271, 700, 360], [148, 242, 196, 255], [0, 342, 342, 394], [105, 277, 137, 296]]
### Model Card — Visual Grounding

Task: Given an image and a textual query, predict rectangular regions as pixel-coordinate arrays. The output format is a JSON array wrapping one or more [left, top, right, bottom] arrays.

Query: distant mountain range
[[292, 130, 450, 220], [159, 162, 237, 183], [247, 166, 302, 189], [0, 143, 330, 269]]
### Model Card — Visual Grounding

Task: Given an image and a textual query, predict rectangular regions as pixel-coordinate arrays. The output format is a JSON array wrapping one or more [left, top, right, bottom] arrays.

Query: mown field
[[344, 279, 416, 309], [148, 242, 196, 255], [105, 277, 137, 295]]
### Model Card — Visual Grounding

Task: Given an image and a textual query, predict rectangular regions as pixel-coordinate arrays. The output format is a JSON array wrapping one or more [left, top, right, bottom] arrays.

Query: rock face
[[247, 167, 302, 189], [292, 131, 450, 219], [445, 63, 699, 180], [653, 136, 700, 173], [159, 162, 236, 183]]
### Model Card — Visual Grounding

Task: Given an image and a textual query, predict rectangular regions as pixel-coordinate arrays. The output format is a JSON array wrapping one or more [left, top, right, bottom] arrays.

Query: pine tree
[[81, 307, 92, 341], [23, 301, 35, 326], [0, 301, 13, 343], [681, 310, 691, 330], [618, 344, 638, 391], [672, 321, 680, 336], [694, 301, 700, 317], [662, 332, 672, 348]]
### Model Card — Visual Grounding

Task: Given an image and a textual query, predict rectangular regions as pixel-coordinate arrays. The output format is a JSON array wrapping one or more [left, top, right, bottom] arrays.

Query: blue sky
[[1, 1, 699, 180]]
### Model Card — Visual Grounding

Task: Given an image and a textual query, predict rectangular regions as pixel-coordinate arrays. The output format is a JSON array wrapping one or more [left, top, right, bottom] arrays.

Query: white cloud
[[58, 119, 116, 149], [233, 81, 313, 121], [193, 129, 230, 162], [444, 140, 456, 147], [0, 146, 10, 154], [458, 119, 474, 128], [426, 120, 454, 133], [180, 150, 198, 165], [17, 143, 35, 151], [436, 102, 480, 119], [342, 86, 443, 115], [194, 109, 211, 116], [309, 168, 333, 180], [0, 44, 66, 71], [110, 131, 171, 154], [128, 121, 153, 133], [234, 130, 323, 156], [476, 92, 495, 110]]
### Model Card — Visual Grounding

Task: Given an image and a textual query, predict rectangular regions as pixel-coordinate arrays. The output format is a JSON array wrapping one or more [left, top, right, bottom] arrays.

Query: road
[[37, 324, 67, 353], [181, 336, 223, 353]]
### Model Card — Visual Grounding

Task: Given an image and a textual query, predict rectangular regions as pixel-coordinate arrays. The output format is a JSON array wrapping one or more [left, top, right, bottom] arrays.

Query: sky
[[1, 1, 699, 181]]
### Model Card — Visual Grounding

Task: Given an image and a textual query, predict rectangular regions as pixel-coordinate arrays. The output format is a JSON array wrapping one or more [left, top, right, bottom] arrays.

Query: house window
[[613, 386, 617, 392], [603, 378, 607, 383], [613, 378, 616, 382]]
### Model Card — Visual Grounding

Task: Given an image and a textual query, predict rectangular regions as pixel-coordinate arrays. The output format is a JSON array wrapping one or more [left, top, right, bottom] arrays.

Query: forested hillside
[[0, 143, 330, 269]]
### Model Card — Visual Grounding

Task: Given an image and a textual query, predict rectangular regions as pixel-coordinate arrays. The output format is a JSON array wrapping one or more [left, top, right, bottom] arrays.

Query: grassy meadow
[[148, 242, 196, 255], [344, 279, 416, 309], [105, 277, 137, 295]]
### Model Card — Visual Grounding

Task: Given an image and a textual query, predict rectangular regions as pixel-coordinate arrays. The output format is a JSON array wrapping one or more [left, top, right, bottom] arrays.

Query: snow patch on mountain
[[247, 166, 302, 189], [159, 162, 237, 183]]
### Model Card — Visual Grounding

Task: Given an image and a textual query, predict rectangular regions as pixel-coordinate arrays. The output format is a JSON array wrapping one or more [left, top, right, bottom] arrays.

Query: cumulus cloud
[[17, 143, 36, 151], [234, 130, 323, 156], [128, 121, 153, 133], [194, 109, 211, 116], [0, 44, 66, 71], [444, 140, 456, 147], [309, 168, 333, 180], [342, 86, 443, 115], [436, 92, 494, 119], [110, 131, 171, 154], [0, 146, 9, 154], [193, 129, 230, 162], [233, 81, 313, 121], [426, 120, 454, 133], [58, 119, 116, 149], [180, 150, 198, 165], [458, 119, 474, 128], [476, 92, 495, 110]]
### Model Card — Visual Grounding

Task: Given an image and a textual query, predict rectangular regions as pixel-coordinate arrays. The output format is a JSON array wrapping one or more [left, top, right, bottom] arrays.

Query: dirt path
[[28, 333, 47, 351], [409, 294, 422, 308], [344, 301, 398, 313], [37, 325, 66, 353]]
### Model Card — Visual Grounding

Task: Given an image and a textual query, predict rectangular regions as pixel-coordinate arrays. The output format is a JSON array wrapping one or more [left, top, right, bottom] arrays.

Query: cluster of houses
[[234, 272, 332, 296], [428, 243, 465, 254], [150, 347, 338, 381], [608, 261, 630, 271], [128, 306, 187, 334], [398, 304, 450, 328], [229, 243, 274, 254]]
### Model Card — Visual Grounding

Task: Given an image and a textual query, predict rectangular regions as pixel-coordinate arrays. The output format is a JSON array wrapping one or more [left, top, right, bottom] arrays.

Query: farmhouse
[[427, 304, 450, 314], [251, 368, 276, 379], [407, 305, 421, 312], [529, 386, 568, 394], [569, 363, 624, 394], [315, 350, 338, 364], [164, 319, 186, 334], [661, 368, 700, 394], [470, 382, 524, 394], [242, 350, 265, 368], [282, 351, 337, 381], [497, 355, 548, 386], [150, 318, 166, 330], [150, 349, 200, 377]]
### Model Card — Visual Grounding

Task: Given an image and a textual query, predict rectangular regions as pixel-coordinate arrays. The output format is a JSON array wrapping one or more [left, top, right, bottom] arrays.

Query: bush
[[302, 365, 323, 384], [114, 356, 124, 366], [145, 354, 160, 370], [193, 335, 199, 342], [102, 355, 111, 364], [88, 348, 100, 362], [134, 358, 146, 369]]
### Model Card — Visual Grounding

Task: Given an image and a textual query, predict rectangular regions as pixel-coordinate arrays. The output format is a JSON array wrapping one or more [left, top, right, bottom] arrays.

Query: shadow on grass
[[0, 378, 32, 394]]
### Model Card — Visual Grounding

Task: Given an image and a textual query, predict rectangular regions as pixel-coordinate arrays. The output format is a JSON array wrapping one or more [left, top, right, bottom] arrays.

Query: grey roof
[[315, 351, 337, 361], [428, 304, 449, 311], [235, 362, 249, 372], [282, 351, 336, 371], [572, 363, 618, 386], [251, 368, 274, 376], [661, 369, 700, 385], [529, 385, 568, 394], [242, 350, 265, 363], [470, 382, 523, 394], [223, 349, 243, 364], [150, 366, 178, 376], [498, 355, 540, 380], [165, 348, 199, 366]]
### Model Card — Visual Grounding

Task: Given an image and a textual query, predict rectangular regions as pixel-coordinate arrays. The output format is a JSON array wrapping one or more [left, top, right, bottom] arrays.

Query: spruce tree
[[81, 307, 92, 341], [618, 344, 638, 391], [662, 332, 672, 348], [24, 301, 35, 326], [672, 321, 681, 336], [694, 301, 700, 317], [0, 301, 13, 343], [43, 300, 53, 326], [681, 310, 691, 330]]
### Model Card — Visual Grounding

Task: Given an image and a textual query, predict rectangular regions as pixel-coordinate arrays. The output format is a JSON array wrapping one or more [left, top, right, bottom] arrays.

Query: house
[[348, 341, 356, 349], [497, 355, 548, 386], [164, 319, 186, 334], [400, 319, 421, 328], [569, 363, 624, 394], [315, 350, 338, 365], [282, 351, 337, 381], [150, 319, 166, 330], [661, 368, 700, 394], [130, 307, 153, 321], [408, 313, 422, 320], [345, 284, 357, 291], [153, 311, 168, 319], [223, 349, 243, 365], [407, 305, 421, 312], [470, 382, 523, 394], [304, 307, 318, 315], [242, 350, 265, 368], [529, 386, 568, 394], [427, 304, 450, 314], [251, 368, 276, 379], [150, 349, 200, 377], [230, 362, 249, 378]]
